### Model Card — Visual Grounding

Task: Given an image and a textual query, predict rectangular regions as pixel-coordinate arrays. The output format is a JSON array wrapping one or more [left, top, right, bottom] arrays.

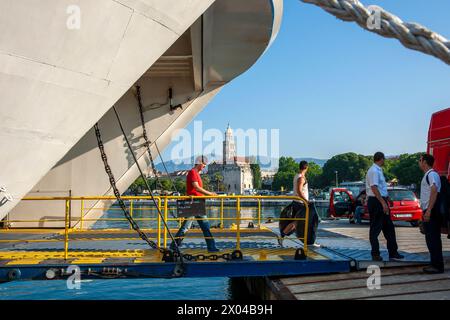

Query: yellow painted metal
[[236, 198, 241, 250], [71, 258, 106, 264], [6, 259, 44, 266], [220, 198, 224, 229], [64, 199, 70, 260], [157, 199, 161, 248], [23, 195, 306, 201], [163, 198, 168, 248], [8, 195, 310, 259], [130, 199, 134, 230], [80, 199, 85, 230], [257, 199, 261, 229]]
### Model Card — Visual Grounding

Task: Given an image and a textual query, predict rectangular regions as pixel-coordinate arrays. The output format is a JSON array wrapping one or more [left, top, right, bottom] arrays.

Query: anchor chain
[[94, 123, 166, 255], [94, 116, 241, 263], [135, 85, 179, 199], [301, 0, 450, 66], [135, 85, 163, 191]]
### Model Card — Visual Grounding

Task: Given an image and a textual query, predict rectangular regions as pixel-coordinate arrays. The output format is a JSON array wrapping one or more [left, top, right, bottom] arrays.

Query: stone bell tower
[[223, 123, 236, 165]]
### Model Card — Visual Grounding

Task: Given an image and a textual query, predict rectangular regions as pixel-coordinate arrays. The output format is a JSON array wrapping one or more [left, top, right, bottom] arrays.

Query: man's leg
[[424, 213, 444, 271], [196, 215, 218, 251], [170, 218, 193, 250], [368, 197, 383, 257], [381, 212, 399, 257], [355, 208, 362, 224]]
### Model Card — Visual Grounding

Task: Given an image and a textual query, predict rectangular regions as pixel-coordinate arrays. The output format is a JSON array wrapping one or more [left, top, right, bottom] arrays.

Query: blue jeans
[[354, 206, 364, 224], [170, 215, 218, 251]]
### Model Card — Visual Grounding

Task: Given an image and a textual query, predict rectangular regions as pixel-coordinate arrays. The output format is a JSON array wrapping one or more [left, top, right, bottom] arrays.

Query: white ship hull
[[0, 0, 282, 227]]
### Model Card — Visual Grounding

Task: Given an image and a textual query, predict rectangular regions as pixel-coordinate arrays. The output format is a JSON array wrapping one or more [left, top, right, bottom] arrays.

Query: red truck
[[428, 108, 450, 181]]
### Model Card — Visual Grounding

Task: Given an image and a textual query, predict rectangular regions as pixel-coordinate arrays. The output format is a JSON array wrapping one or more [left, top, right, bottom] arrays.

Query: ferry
[[0, 0, 283, 227]]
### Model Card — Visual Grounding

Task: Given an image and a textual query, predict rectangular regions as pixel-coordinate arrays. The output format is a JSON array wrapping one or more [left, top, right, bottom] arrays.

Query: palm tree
[[213, 173, 224, 192]]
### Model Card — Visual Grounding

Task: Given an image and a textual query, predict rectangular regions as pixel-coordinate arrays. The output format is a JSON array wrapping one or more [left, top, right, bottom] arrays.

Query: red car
[[329, 187, 423, 227]]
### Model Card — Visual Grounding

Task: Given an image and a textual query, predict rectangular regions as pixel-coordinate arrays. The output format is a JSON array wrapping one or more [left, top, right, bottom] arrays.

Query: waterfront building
[[208, 125, 254, 195]]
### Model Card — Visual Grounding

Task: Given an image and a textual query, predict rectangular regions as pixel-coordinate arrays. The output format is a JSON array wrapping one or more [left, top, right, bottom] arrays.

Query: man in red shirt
[[170, 156, 219, 252]]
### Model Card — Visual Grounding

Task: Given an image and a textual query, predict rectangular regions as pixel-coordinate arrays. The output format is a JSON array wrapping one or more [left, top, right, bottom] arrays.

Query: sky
[[163, 0, 450, 162]]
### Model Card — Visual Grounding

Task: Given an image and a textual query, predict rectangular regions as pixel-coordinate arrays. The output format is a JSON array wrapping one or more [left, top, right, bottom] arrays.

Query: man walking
[[366, 152, 403, 261], [419, 154, 444, 274], [279, 161, 309, 244], [170, 156, 219, 253]]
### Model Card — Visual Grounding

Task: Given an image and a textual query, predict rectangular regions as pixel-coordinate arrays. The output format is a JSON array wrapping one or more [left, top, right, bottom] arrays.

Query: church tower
[[223, 124, 236, 164]]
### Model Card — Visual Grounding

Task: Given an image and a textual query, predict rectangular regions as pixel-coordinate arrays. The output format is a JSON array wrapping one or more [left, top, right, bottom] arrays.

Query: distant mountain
[[294, 158, 328, 167], [155, 156, 328, 173]]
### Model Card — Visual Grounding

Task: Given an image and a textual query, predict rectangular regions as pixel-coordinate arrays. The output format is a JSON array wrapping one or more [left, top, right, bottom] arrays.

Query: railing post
[[5, 211, 9, 229], [220, 198, 224, 229], [64, 199, 70, 260], [157, 199, 161, 248], [130, 199, 134, 230], [257, 198, 261, 229], [236, 198, 241, 251], [163, 197, 168, 248], [303, 200, 310, 257], [80, 199, 84, 230]]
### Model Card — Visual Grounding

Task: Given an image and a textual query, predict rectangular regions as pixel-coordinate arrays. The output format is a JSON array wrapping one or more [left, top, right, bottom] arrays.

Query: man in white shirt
[[419, 153, 444, 274], [366, 152, 403, 261]]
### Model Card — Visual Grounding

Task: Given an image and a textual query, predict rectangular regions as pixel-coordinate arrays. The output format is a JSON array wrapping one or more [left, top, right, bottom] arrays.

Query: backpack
[[279, 201, 319, 245], [426, 172, 450, 237]]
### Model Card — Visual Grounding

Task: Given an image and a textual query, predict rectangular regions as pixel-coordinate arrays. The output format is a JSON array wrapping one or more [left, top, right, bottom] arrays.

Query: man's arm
[[192, 181, 216, 196], [423, 184, 438, 222], [370, 185, 389, 214], [368, 169, 389, 214]]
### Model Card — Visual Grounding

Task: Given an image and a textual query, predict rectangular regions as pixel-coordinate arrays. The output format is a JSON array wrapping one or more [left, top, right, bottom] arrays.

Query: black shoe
[[423, 266, 445, 274], [277, 237, 284, 247], [389, 253, 405, 261], [371, 254, 383, 262]]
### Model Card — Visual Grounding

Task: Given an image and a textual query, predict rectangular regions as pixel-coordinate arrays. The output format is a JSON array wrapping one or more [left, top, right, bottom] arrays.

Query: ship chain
[[135, 85, 163, 191], [94, 122, 242, 264]]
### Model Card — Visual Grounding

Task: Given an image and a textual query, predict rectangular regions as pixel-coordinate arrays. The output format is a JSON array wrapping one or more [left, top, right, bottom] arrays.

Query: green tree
[[305, 162, 323, 189], [322, 152, 372, 186], [272, 157, 298, 191], [128, 177, 146, 195], [250, 163, 262, 190], [211, 173, 225, 192], [174, 178, 186, 194], [272, 171, 295, 191], [383, 157, 398, 182], [202, 175, 211, 191], [390, 153, 423, 189], [278, 156, 299, 173]]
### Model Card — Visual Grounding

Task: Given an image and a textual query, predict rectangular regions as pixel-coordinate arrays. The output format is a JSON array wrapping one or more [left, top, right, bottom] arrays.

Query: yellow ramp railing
[[1, 195, 310, 260]]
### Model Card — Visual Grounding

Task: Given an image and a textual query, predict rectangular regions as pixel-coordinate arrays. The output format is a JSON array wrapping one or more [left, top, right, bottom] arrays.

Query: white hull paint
[[1, 0, 283, 227]]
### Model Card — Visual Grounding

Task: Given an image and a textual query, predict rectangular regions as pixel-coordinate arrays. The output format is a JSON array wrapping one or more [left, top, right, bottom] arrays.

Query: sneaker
[[371, 254, 383, 262], [423, 266, 445, 274], [389, 253, 405, 261]]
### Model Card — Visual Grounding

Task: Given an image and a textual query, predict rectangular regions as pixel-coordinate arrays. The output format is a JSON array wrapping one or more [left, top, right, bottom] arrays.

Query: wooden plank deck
[[263, 220, 450, 300]]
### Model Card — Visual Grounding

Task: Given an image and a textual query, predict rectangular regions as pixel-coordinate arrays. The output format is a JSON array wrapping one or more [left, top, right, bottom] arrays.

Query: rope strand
[[301, 0, 450, 65]]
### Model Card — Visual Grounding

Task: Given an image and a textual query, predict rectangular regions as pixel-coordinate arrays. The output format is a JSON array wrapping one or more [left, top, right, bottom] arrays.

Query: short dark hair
[[374, 152, 385, 162], [421, 153, 435, 167], [299, 161, 309, 170]]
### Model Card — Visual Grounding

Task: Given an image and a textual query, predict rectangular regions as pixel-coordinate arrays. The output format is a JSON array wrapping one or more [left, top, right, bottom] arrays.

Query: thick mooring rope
[[301, 0, 450, 66]]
